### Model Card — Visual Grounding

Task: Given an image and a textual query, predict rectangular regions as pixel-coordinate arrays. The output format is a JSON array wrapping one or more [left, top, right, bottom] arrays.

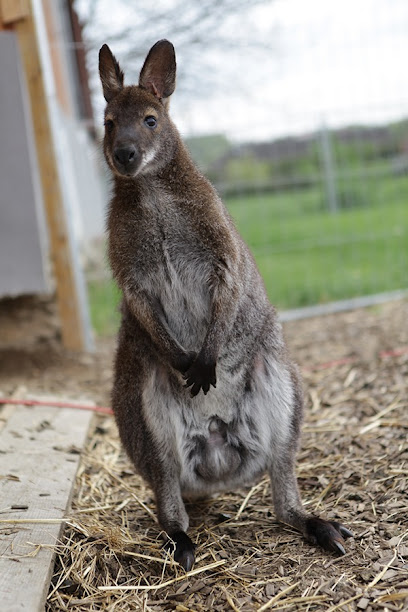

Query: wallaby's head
[[99, 40, 177, 178]]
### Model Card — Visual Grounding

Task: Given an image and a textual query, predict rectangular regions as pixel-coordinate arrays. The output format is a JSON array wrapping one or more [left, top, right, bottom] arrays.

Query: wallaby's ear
[[139, 40, 176, 100], [99, 44, 124, 103]]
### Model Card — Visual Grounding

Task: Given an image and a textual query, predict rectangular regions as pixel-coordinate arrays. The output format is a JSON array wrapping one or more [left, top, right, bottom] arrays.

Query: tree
[[75, 0, 274, 99]]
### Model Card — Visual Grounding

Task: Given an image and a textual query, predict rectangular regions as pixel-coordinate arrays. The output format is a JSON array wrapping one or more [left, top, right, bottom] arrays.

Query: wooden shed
[[0, 0, 105, 352]]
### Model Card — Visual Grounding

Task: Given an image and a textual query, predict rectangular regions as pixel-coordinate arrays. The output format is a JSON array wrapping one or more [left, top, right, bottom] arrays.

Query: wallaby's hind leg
[[116, 399, 196, 569], [154, 474, 195, 571], [112, 352, 195, 571], [269, 446, 353, 555]]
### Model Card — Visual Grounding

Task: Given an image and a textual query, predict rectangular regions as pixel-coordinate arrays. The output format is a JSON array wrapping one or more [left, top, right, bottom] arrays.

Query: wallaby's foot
[[305, 516, 353, 555], [165, 531, 196, 571]]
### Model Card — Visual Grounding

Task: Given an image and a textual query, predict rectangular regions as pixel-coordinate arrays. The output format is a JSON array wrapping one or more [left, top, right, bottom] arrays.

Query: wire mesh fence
[[193, 117, 408, 310]]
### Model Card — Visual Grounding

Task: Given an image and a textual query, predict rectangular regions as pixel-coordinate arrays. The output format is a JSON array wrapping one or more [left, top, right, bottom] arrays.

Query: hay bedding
[[41, 302, 407, 612], [1, 298, 407, 611]]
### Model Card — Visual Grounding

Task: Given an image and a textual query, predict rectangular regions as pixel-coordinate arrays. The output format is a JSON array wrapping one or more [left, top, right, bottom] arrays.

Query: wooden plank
[[13, 1, 90, 351], [0, 401, 93, 611], [0, 0, 29, 24]]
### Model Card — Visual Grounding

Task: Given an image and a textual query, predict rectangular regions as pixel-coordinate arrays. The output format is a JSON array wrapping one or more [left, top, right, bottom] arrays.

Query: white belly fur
[[141, 350, 294, 497]]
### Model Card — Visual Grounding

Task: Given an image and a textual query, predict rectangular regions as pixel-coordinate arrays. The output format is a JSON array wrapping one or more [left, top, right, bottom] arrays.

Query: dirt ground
[[0, 296, 407, 611]]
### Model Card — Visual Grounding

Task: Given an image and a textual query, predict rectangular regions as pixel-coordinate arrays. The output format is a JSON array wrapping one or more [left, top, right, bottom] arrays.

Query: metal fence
[[185, 117, 408, 313]]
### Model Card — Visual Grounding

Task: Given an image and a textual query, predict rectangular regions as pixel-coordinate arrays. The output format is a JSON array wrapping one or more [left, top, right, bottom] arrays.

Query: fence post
[[320, 122, 339, 214]]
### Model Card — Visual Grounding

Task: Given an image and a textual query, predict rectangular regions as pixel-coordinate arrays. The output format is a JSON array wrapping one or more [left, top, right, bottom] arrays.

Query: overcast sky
[[79, 0, 408, 142]]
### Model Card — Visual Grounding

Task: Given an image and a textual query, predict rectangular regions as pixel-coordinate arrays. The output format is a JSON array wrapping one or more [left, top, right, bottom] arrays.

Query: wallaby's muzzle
[[113, 143, 140, 176]]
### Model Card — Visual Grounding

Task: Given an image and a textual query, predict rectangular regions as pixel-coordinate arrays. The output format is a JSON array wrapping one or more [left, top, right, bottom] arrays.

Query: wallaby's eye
[[144, 115, 157, 129], [104, 119, 114, 132]]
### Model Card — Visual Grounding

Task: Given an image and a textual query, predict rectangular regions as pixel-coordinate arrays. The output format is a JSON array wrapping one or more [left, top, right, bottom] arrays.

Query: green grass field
[[87, 172, 408, 334], [226, 173, 408, 308]]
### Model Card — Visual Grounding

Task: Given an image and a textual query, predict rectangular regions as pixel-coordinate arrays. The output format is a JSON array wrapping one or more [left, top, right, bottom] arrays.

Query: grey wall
[[0, 32, 49, 297]]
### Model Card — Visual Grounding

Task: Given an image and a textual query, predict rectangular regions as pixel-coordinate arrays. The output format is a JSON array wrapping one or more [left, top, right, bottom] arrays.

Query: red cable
[[379, 347, 408, 359], [0, 397, 113, 415], [302, 357, 356, 372], [304, 346, 408, 372], [0, 346, 406, 415]]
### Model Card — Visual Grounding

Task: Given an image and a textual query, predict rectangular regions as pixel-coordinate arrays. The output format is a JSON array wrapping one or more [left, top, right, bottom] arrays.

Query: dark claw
[[331, 521, 353, 540], [332, 540, 346, 556], [305, 516, 352, 555], [340, 526, 353, 539], [165, 531, 196, 571], [175, 547, 195, 572], [191, 383, 201, 397]]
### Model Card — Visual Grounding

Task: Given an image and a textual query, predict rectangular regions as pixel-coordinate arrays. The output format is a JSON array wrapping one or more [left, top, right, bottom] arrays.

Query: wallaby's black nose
[[114, 145, 137, 166]]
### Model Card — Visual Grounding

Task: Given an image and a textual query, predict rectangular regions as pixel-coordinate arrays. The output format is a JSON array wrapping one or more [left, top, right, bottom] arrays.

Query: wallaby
[[99, 40, 352, 571]]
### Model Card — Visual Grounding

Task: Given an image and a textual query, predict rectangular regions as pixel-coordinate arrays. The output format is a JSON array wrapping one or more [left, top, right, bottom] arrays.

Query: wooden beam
[[67, 0, 96, 136], [12, 1, 90, 351], [42, 0, 73, 116], [0, 400, 93, 610], [0, 0, 29, 24]]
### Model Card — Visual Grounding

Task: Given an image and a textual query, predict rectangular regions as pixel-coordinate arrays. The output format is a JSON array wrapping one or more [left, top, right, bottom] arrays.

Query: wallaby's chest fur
[[108, 149, 295, 496], [109, 156, 229, 350]]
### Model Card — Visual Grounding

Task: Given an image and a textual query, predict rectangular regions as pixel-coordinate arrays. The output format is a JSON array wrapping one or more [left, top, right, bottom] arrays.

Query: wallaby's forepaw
[[174, 351, 198, 375], [184, 357, 216, 397], [305, 516, 353, 555], [165, 531, 196, 571]]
